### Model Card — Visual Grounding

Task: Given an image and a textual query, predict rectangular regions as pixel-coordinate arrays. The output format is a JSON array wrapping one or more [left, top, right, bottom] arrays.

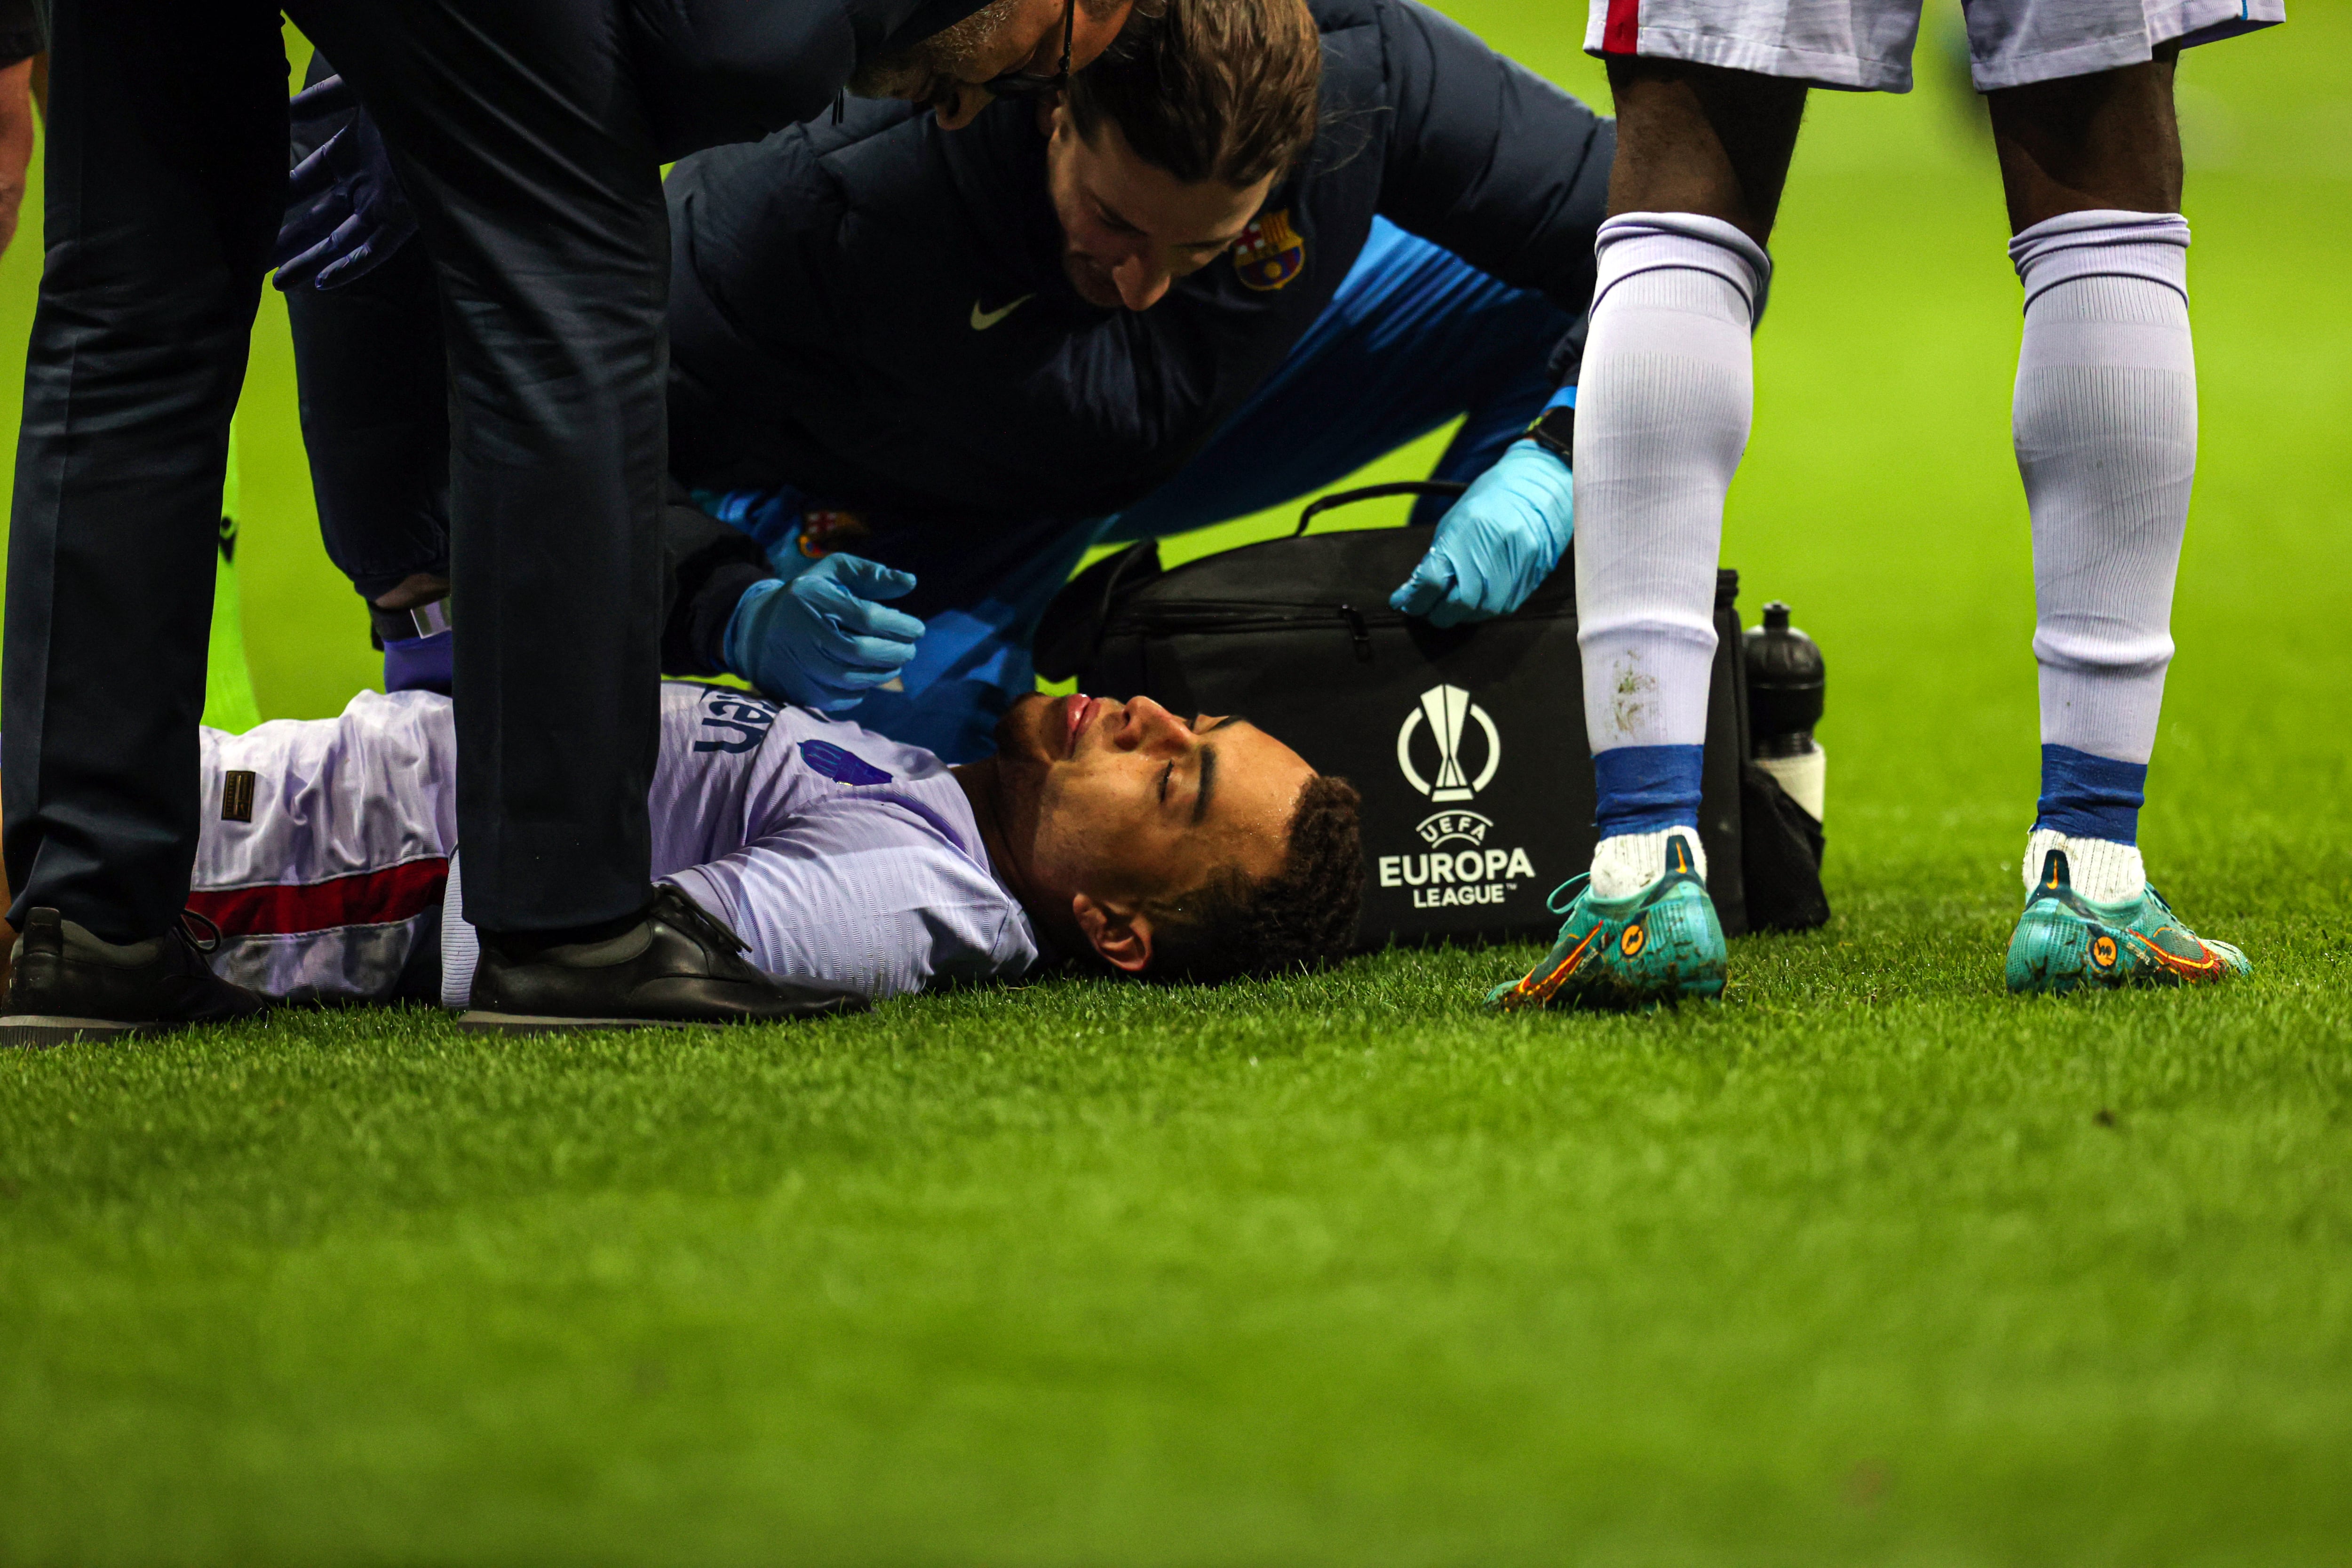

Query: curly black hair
[[1142, 774, 1364, 983]]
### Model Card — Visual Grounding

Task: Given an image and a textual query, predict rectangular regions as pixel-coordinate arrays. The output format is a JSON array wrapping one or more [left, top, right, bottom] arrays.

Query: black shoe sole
[[0, 1015, 151, 1049], [0, 1007, 274, 1047], [456, 1011, 696, 1037]]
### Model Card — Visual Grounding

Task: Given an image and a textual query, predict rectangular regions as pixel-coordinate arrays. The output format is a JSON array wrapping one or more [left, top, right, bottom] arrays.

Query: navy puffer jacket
[[664, 0, 1613, 520]]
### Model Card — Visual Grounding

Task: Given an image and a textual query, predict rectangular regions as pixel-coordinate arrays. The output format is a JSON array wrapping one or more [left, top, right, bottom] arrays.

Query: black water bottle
[[1743, 601, 1826, 821]]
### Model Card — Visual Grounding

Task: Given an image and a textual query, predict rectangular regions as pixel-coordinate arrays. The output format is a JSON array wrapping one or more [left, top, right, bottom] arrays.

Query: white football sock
[[1590, 828, 1708, 902], [2012, 211, 2195, 767], [2023, 828, 2145, 904], [1574, 214, 1770, 756]]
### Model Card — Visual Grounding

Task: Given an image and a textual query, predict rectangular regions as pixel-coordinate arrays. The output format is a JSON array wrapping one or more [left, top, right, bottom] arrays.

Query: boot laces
[[1545, 874, 1592, 917]]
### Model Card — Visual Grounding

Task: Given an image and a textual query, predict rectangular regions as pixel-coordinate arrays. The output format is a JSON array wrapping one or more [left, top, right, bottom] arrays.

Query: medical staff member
[[664, 0, 1606, 758], [0, 0, 1148, 1044], [291, 0, 1609, 764]]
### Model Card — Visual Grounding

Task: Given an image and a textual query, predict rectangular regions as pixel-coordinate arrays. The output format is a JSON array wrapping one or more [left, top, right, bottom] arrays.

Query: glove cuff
[[1509, 436, 1576, 496], [720, 577, 786, 681]]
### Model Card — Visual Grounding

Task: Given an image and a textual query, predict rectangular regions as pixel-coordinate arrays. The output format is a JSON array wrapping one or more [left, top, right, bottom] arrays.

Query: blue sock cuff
[[1593, 744, 1704, 837], [2035, 744, 2145, 844]]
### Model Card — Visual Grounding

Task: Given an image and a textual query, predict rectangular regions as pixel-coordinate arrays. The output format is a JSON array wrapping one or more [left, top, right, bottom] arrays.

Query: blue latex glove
[[1389, 439, 1574, 628], [273, 78, 419, 291], [722, 554, 925, 712]]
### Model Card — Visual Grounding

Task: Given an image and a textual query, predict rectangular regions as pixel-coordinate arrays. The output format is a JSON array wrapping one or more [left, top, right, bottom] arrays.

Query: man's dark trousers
[[282, 48, 451, 607], [3, 0, 292, 943], [5, 0, 684, 942]]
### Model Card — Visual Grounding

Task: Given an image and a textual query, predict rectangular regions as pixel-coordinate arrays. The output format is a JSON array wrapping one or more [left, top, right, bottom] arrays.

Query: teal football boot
[[1487, 832, 1727, 1011], [2006, 849, 2250, 995]]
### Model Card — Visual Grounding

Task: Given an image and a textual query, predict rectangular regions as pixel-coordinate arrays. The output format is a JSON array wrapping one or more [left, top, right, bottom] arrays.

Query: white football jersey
[[193, 684, 1040, 1005]]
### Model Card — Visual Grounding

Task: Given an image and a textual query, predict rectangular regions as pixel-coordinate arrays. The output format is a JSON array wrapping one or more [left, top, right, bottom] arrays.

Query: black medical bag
[[1036, 484, 1828, 948]]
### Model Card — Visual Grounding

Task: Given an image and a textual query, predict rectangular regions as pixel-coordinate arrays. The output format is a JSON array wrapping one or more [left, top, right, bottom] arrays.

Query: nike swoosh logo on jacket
[[970, 294, 1036, 330]]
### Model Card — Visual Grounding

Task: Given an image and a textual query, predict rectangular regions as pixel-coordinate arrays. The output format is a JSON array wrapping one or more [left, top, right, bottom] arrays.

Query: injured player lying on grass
[[1, 683, 1365, 1024]]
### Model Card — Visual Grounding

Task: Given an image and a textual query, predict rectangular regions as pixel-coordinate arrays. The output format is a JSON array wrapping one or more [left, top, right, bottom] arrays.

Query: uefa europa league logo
[[1396, 684, 1501, 804]]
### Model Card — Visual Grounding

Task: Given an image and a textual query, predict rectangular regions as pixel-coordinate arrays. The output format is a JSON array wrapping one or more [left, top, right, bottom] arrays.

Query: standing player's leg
[[0, 0, 284, 1040], [1987, 48, 2255, 991], [1491, 58, 1803, 1011]]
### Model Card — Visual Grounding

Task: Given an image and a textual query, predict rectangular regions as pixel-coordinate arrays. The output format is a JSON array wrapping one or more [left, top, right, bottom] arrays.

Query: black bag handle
[[1293, 480, 1468, 537], [1041, 480, 1477, 680], [1032, 539, 1162, 682]]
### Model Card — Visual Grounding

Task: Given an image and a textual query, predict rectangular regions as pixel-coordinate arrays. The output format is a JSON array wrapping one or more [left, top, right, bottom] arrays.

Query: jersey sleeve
[[1371, 0, 1616, 323], [662, 795, 1037, 1000]]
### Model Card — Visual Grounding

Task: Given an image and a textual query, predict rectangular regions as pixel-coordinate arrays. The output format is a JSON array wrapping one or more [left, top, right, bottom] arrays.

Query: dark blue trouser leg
[[282, 49, 454, 697], [2, 0, 288, 941], [282, 50, 452, 606], [296, 0, 671, 935], [284, 242, 453, 600]]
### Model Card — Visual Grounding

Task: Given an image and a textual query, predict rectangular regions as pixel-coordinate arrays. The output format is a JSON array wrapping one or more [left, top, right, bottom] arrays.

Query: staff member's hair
[[1065, 0, 1323, 188]]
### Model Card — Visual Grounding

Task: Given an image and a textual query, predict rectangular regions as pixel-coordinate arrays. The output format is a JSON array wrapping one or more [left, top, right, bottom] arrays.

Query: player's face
[[850, 0, 1137, 131], [1044, 109, 1279, 311], [990, 691, 1313, 921]]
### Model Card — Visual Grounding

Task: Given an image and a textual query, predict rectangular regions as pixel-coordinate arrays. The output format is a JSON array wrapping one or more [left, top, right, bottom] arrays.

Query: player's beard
[[991, 692, 1057, 770], [848, 0, 1022, 116], [969, 693, 1054, 896]]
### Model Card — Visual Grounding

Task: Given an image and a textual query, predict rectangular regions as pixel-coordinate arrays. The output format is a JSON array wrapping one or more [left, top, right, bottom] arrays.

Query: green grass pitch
[[3, 5, 2349, 1560]]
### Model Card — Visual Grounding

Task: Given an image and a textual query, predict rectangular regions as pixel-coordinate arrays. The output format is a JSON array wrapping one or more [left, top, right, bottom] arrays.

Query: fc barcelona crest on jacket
[[1232, 209, 1305, 292]]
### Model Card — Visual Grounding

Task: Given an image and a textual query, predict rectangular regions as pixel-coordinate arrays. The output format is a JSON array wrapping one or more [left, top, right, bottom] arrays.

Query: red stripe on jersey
[[1603, 0, 1640, 54], [189, 857, 450, 937]]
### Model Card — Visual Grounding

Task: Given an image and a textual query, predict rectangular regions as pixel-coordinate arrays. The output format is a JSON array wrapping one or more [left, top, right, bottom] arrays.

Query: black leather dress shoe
[[460, 884, 866, 1035], [1, 908, 270, 1048]]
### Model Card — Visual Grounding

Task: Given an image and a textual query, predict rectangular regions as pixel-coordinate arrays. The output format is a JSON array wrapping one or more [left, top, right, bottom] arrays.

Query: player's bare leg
[[1988, 53, 2246, 991], [1493, 61, 1802, 1011], [1602, 59, 1805, 245], [1988, 53, 2181, 233], [1494, 0, 2280, 1011]]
